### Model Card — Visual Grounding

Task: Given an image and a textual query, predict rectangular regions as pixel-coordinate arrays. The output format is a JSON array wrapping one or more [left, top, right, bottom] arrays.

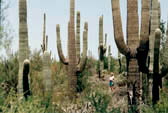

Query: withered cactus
[[56, 0, 88, 98], [111, 0, 150, 111], [42, 51, 52, 95], [41, 13, 48, 53], [98, 16, 107, 77], [108, 45, 111, 72], [18, 0, 30, 98]]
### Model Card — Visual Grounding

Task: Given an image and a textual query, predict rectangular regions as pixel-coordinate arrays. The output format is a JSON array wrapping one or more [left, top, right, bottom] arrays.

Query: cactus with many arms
[[56, 0, 88, 98], [18, 0, 30, 98], [111, 0, 150, 111], [98, 16, 107, 77]]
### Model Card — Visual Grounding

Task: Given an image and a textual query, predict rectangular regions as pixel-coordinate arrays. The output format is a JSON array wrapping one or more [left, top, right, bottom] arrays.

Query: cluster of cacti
[[18, 0, 30, 98], [98, 16, 107, 77], [41, 13, 48, 53], [56, 0, 88, 98], [108, 45, 111, 72], [111, 0, 150, 111]]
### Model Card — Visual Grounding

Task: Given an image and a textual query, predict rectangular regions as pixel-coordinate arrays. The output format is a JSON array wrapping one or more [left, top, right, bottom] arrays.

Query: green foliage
[[77, 58, 94, 92], [86, 90, 121, 113], [0, 53, 19, 106], [0, 89, 62, 113]]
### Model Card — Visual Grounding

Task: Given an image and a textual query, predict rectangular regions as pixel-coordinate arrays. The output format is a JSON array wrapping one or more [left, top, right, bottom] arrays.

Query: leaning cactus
[[108, 45, 111, 72], [18, 0, 30, 98], [111, 0, 150, 111], [56, 0, 88, 99], [98, 16, 107, 78]]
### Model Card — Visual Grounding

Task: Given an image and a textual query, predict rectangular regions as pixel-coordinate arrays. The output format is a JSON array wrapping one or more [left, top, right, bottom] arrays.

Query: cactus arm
[[111, 0, 129, 56], [46, 35, 48, 51], [99, 16, 103, 45], [149, 0, 160, 71], [56, 24, 68, 65], [23, 59, 30, 99], [139, 0, 150, 47], [77, 22, 88, 72], [127, 0, 139, 49], [18, 0, 29, 94], [152, 28, 161, 104], [41, 13, 46, 53], [76, 11, 80, 64]]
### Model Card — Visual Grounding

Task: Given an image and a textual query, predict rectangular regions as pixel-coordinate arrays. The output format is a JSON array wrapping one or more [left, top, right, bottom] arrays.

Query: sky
[[5, 0, 168, 60]]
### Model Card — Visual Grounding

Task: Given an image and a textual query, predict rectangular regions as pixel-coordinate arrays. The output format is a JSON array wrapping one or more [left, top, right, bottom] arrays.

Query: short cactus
[[98, 16, 107, 77], [56, 0, 88, 98], [18, 0, 30, 98]]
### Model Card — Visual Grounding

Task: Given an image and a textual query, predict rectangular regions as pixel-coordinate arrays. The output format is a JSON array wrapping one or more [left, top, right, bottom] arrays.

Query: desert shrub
[[77, 58, 95, 92], [0, 53, 19, 107], [86, 90, 121, 113], [0, 89, 62, 113]]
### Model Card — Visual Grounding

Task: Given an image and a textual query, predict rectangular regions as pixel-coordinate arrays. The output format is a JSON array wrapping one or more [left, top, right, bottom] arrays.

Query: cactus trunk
[[98, 16, 106, 78], [18, 0, 30, 97], [42, 51, 52, 96]]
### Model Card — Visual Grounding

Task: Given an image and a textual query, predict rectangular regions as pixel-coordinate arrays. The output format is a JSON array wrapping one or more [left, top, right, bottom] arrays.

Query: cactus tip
[[155, 28, 161, 36]]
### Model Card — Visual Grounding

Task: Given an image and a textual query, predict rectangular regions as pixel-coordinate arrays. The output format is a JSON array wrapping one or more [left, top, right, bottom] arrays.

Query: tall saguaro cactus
[[18, 0, 30, 98], [41, 13, 48, 53], [98, 16, 107, 77], [111, 0, 150, 111], [56, 0, 88, 98]]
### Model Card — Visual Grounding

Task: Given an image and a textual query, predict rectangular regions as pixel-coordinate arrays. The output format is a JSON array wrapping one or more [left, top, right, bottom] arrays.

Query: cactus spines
[[98, 16, 107, 78], [111, 0, 150, 111], [108, 45, 111, 72], [42, 51, 52, 94], [18, 0, 30, 96], [56, 0, 88, 98]]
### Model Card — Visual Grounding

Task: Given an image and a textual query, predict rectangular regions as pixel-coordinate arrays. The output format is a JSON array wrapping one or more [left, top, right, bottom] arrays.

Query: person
[[109, 73, 115, 91]]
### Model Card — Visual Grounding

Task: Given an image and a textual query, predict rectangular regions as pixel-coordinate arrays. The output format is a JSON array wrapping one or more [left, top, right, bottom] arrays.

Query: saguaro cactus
[[18, 0, 30, 98], [41, 13, 48, 53], [56, 0, 88, 98], [108, 45, 111, 72], [111, 0, 150, 111], [98, 16, 107, 77]]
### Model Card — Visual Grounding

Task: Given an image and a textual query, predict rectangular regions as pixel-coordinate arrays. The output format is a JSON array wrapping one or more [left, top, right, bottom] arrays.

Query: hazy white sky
[[6, 0, 168, 60]]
